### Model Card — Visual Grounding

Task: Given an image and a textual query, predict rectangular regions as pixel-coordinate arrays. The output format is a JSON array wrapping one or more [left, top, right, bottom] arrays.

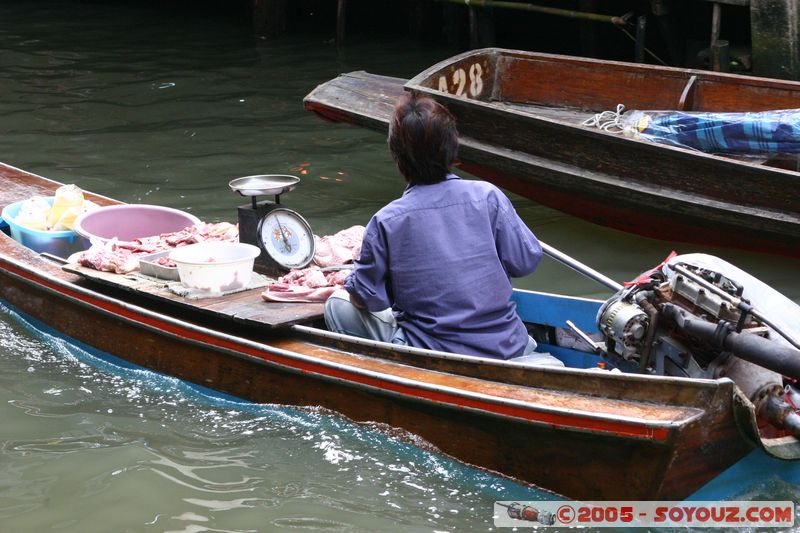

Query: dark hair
[[387, 93, 459, 185]]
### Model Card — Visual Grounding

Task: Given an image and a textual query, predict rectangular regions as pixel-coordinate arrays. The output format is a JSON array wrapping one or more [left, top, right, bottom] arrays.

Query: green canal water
[[1, 1, 799, 531]]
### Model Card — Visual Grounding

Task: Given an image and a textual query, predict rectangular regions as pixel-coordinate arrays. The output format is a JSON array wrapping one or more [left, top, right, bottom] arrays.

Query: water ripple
[[0, 300, 539, 531]]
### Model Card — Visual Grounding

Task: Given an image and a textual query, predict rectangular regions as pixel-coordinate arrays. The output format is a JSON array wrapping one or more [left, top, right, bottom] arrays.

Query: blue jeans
[[324, 290, 407, 345]]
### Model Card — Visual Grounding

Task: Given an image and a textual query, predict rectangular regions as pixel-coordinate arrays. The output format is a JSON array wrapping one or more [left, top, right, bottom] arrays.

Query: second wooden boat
[[304, 48, 800, 258]]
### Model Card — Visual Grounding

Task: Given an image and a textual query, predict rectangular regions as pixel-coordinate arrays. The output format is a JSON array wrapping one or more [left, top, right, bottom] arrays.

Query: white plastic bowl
[[169, 242, 260, 294]]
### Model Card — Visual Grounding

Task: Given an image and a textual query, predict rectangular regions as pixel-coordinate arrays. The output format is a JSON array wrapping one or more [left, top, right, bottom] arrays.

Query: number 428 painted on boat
[[438, 62, 484, 98]]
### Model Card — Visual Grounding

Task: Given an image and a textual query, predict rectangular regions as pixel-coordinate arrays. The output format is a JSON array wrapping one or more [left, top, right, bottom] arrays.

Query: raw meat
[[262, 224, 363, 303], [77, 239, 140, 274], [313, 225, 364, 267], [261, 266, 352, 303], [75, 221, 240, 274], [261, 283, 340, 303]]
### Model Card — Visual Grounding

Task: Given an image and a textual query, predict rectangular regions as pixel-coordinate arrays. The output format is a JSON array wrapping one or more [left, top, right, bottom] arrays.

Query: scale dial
[[256, 207, 315, 270]]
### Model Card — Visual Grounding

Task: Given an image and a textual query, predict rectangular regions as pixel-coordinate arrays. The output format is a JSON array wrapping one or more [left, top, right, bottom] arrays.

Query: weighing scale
[[229, 175, 315, 276]]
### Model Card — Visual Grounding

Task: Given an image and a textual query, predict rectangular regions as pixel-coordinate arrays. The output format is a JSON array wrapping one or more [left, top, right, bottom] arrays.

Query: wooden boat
[[1, 162, 798, 502], [304, 48, 800, 258]]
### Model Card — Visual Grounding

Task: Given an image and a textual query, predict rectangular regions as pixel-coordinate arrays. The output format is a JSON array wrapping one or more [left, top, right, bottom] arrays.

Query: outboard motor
[[595, 253, 800, 438]]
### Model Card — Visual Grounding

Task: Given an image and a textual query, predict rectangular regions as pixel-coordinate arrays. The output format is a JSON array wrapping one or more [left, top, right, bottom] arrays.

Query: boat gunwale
[[290, 321, 732, 392], [408, 47, 800, 98]]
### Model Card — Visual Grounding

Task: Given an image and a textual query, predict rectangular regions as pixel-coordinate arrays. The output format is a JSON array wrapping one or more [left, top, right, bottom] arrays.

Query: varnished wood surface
[[413, 48, 800, 112], [62, 263, 324, 329], [304, 71, 403, 130], [0, 163, 116, 210]]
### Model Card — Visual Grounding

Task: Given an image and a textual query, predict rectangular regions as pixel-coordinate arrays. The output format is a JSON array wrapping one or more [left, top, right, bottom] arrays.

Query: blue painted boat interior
[[512, 289, 602, 333], [512, 289, 605, 369]]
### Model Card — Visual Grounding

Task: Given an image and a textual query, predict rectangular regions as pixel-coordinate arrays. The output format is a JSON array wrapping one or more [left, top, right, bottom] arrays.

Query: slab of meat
[[74, 221, 240, 274], [113, 222, 240, 253], [77, 240, 141, 274], [263, 224, 362, 303], [261, 283, 340, 303], [313, 225, 364, 267], [155, 256, 176, 267], [261, 266, 352, 303]]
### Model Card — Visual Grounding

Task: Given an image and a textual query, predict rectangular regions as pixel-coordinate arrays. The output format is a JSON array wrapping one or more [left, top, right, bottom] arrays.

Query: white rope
[[582, 103, 626, 133]]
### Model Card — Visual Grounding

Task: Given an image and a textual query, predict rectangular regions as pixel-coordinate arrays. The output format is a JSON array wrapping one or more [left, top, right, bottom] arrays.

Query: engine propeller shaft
[[661, 303, 800, 381], [760, 394, 800, 439]]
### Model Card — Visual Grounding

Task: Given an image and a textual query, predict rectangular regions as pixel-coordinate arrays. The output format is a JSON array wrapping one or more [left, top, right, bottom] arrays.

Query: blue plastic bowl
[[1, 197, 89, 257]]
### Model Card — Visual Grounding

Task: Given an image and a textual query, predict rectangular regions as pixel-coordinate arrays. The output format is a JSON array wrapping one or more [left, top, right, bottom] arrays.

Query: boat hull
[[304, 50, 800, 257], [456, 149, 800, 257], [0, 261, 755, 500], [0, 162, 790, 501]]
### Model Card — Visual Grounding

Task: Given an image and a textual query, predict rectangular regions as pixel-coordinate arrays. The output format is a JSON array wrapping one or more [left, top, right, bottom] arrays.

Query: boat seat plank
[[62, 263, 323, 328]]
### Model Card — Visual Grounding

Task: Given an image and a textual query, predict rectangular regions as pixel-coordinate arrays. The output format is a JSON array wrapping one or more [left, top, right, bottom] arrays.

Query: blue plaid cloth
[[634, 109, 800, 155]]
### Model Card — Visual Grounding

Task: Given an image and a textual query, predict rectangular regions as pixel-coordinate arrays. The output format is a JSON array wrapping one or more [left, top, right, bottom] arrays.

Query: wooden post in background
[[442, 3, 467, 46], [248, 0, 287, 36], [468, 6, 479, 48], [578, 0, 598, 58], [467, 4, 495, 48], [634, 15, 647, 63], [408, 0, 426, 39], [750, 0, 799, 80], [337, 0, 348, 46]]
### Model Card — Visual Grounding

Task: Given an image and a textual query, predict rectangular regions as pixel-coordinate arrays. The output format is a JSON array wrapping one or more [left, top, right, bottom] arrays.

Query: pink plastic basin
[[73, 204, 201, 243]]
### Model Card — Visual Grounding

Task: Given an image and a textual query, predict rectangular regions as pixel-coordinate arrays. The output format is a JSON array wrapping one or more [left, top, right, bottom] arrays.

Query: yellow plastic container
[[51, 205, 84, 231], [47, 184, 84, 230]]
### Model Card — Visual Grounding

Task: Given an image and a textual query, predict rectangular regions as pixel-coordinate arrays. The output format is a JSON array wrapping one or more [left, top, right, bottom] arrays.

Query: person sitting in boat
[[325, 94, 562, 365]]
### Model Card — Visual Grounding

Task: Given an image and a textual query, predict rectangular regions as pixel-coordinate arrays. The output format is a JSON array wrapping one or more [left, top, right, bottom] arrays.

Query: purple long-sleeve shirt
[[344, 174, 542, 359]]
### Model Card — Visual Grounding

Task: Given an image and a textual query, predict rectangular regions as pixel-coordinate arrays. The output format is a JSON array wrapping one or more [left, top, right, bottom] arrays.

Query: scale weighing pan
[[229, 175, 300, 197]]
